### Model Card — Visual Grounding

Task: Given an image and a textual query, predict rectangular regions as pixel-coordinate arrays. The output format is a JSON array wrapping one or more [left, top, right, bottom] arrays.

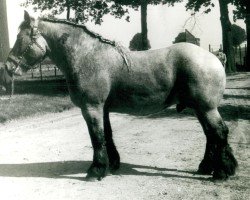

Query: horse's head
[[5, 11, 49, 76]]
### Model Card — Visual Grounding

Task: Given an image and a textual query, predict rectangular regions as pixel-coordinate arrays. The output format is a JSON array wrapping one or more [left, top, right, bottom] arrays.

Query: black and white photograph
[[0, 0, 249, 199]]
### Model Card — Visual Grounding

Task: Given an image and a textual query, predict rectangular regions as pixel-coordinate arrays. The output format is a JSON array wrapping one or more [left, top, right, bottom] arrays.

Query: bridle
[[8, 26, 47, 73]]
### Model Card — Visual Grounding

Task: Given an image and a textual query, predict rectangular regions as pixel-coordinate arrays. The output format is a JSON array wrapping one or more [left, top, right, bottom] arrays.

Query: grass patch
[[0, 78, 75, 123]]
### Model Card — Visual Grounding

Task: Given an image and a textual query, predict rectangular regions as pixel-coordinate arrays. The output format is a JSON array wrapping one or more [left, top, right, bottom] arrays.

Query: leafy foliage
[[185, 0, 216, 13], [21, 0, 129, 24], [232, 0, 247, 21], [231, 24, 246, 47], [113, 0, 182, 6], [22, 0, 183, 24], [129, 33, 151, 51]]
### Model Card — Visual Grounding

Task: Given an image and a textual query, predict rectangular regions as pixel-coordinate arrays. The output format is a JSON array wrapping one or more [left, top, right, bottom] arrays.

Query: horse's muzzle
[[5, 60, 22, 76], [13, 66, 23, 76]]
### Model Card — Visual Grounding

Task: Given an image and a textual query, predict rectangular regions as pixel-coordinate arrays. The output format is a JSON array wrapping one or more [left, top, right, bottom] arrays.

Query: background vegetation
[[0, 70, 74, 123]]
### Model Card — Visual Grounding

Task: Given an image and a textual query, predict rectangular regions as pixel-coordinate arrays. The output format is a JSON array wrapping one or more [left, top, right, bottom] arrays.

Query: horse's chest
[[65, 73, 110, 107]]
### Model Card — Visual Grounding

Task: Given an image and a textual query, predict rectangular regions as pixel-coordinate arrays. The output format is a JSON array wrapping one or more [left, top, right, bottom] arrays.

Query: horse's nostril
[[5, 61, 15, 73]]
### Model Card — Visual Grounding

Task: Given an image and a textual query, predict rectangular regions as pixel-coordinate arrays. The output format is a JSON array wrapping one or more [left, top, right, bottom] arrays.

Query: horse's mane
[[39, 18, 131, 69], [40, 18, 117, 47]]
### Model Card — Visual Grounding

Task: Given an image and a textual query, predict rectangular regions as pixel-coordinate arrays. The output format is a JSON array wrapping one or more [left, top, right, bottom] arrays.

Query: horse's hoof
[[197, 159, 213, 175], [85, 174, 104, 182], [212, 170, 229, 181], [197, 168, 212, 175], [212, 145, 238, 180], [197, 165, 213, 175], [86, 165, 107, 181]]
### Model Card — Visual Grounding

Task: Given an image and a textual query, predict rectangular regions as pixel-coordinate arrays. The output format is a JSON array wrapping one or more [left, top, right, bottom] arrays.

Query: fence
[[209, 44, 248, 71], [27, 60, 63, 81]]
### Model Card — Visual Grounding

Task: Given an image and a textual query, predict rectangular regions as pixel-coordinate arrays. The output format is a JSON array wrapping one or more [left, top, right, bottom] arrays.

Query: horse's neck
[[38, 20, 101, 73]]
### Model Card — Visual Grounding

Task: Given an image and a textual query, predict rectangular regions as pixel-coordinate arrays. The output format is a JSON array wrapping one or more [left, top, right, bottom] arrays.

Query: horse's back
[[109, 43, 225, 113]]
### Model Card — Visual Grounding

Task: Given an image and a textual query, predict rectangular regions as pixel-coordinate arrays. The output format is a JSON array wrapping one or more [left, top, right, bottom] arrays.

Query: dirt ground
[[0, 73, 249, 200]]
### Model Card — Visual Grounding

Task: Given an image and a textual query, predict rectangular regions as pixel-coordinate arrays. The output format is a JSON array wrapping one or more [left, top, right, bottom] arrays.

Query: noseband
[[8, 27, 47, 71]]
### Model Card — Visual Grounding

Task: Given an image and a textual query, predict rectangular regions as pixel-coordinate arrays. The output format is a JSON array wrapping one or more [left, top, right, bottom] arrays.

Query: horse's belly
[[108, 91, 168, 115]]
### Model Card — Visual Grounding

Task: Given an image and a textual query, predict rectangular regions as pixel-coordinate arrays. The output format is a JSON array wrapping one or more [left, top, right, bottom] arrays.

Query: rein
[[115, 44, 130, 71]]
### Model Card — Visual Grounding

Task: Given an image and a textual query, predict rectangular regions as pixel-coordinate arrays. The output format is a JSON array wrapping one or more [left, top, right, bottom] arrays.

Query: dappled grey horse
[[5, 11, 237, 181]]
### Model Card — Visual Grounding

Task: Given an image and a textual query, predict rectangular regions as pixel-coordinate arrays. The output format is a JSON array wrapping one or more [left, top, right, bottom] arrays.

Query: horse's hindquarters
[[172, 44, 226, 111]]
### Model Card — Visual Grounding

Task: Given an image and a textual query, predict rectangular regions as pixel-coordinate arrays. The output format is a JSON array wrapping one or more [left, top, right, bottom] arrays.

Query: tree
[[231, 24, 246, 47], [0, 0, 10, 61], [186, 0, 236, 73], [109, 0, 182, 50], [22, 0, 183, 51], [232, 0, 249, 70], [129, 32, 151, 51]]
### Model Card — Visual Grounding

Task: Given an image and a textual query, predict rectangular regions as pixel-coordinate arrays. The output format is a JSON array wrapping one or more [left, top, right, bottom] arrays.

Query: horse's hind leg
[[104, 110, 120, 172], [81, 105, 109, 180], [196, 108, 238, 180]]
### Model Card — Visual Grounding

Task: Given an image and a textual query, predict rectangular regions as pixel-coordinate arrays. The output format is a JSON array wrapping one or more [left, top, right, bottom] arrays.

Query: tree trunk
[[246, 13, 250, 71], [140, 0, 149, 50], [218, 0, 236, 73], [0, 0, 10, 62], [66, 0, 70, 20]]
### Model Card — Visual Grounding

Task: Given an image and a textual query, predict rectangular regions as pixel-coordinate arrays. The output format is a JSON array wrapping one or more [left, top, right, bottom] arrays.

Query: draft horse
[[5, 11, 237, 181]]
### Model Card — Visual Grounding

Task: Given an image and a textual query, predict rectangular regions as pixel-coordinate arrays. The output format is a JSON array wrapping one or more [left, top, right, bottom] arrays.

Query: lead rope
[[11, 74, 15, 98], [115, 43, 130, 72]]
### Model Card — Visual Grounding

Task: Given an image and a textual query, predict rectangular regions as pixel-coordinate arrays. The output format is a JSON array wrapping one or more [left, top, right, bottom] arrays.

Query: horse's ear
[[24, 10, 31, 23]]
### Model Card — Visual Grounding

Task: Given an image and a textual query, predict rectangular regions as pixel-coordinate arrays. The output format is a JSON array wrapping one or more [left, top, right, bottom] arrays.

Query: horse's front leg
[[81, 104, 109, 180]]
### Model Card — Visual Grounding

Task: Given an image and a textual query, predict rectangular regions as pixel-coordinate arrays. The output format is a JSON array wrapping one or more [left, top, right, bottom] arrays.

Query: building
[[0, 0, 10, 62], [173, 29, 200, 46], [184, 29, 200, 46]]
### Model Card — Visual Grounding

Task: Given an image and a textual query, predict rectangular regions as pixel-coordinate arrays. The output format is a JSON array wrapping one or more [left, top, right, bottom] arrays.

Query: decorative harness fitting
[[8, 26, 47, 72]]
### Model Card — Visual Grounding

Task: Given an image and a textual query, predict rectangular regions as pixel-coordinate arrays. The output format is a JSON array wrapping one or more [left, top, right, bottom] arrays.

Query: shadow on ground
[[223, 94, 250, 100], [0, 161, 208, 181], [145, 104, 249, 121]]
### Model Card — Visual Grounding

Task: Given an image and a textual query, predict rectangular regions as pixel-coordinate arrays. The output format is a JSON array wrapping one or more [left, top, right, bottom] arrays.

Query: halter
[[8, 26, 47, 73]]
